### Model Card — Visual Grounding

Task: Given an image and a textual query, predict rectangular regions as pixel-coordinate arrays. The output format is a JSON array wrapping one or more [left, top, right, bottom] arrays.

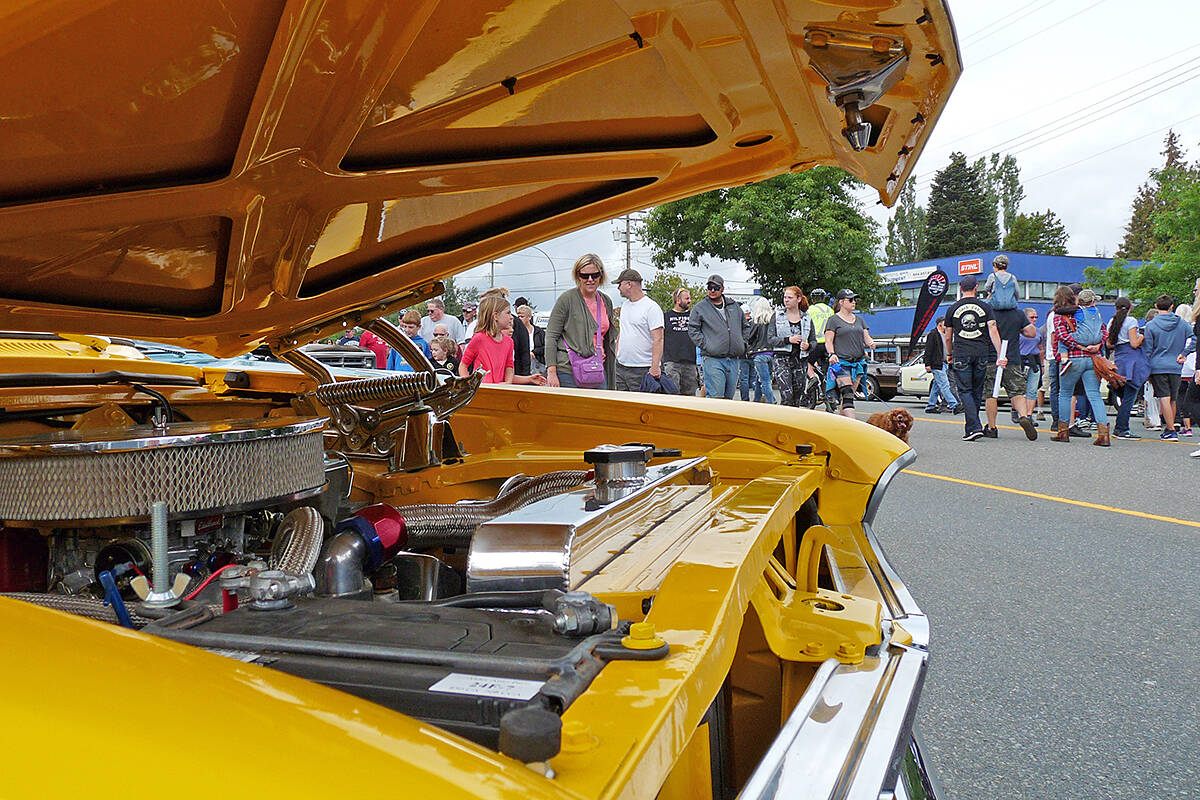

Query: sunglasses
[[578, 271, 601, 281], [706, 283, 722, 291]]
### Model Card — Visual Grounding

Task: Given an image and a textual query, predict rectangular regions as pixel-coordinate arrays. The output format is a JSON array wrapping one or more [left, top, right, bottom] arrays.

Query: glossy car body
[[0, 2, 959, 798]]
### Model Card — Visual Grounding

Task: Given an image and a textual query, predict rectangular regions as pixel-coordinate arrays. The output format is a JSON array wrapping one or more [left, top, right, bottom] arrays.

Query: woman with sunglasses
[[824, 289, 874, 419], [545, 253, 617, 389]]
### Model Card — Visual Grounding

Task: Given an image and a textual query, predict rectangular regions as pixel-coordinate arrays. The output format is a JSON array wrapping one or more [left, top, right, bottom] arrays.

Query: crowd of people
[[334, 252, 1200, 457], [933, 255, 1199, 455]]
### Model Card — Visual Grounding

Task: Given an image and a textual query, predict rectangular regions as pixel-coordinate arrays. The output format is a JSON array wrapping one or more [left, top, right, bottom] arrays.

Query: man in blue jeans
[[923, 317, 959, 413], [944, 275, 1005, 441], [688, 273, 749, 399]]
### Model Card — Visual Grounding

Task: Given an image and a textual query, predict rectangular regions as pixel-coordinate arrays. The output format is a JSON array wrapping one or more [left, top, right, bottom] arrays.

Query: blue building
[[857, 251, 1138, 361]]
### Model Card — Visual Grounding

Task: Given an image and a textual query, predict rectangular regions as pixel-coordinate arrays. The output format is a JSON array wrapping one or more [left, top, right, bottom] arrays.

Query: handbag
[[566, 301, 606, 387], [1092, 354, 1126, 388]]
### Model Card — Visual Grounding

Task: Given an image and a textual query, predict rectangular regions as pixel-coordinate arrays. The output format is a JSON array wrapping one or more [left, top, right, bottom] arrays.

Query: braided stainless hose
[[270, 506, 325, 575], [403, 470, 590, 549], [3, 592, 152, 628], [310, 372, 437, 406]]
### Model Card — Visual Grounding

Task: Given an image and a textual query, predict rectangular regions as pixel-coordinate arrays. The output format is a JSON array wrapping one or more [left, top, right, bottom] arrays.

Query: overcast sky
[[458, 0, 1200, 308]]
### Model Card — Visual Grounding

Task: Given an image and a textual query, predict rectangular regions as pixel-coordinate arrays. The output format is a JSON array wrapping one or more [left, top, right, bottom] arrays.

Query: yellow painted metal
[[0, 599, 576, 800], [0, 2, 960, 354], [796, 524, 840, 593], [621, 621, 665, 650], [657, 724, 715, 800], [750, 558, 882, 665]]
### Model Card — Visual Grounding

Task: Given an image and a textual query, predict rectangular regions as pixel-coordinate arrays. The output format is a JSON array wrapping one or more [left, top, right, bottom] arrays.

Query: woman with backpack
[[1050, 286, 1110, 446]]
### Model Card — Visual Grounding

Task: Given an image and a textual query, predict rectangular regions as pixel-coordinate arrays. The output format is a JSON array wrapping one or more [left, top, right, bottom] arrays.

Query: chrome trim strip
[[863, 522, 928, 651], [738, 649, 929, 800], [0, 417, 327, 456], [863, 449, 915, 525]]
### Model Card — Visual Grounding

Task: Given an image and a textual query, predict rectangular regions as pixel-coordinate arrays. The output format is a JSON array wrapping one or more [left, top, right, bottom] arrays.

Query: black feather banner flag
[[909, 269, 950, 344]]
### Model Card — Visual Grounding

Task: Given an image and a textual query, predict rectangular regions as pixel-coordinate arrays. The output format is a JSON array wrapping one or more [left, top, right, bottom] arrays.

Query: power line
[[970, 0, 1111, 68], [960, 0, 1059, 46]]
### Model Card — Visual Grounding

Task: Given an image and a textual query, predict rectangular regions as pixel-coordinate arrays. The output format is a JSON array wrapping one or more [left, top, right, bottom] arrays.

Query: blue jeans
[[926, 367, 958, 410], [1058, 357, 1108, 427], [752, 353, 775, 403], [1114, 381, 1142, 434], [1047, 360, 1061, 425], [952, 356, 988, 434], [1025, 366, 1041, 401], [738, 358, 752, 400], [702, 356, 738, 399]]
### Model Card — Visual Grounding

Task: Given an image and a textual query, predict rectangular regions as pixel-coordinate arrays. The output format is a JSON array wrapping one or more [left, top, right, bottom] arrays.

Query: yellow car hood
[[0, 0, 958, 356]]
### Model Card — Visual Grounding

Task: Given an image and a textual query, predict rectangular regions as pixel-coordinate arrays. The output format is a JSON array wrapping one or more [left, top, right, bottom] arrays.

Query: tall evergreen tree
[[924, 152, 1000, 258], [1003, 210, 1069, 255], [990, 154, 1024, 238], [884, 181, 926, 264], [1117, 130, 1187, 259]]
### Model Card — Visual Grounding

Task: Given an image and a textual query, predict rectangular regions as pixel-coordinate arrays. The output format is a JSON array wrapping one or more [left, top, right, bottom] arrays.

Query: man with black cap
[[944, 274, 1005, 441], [688, 273, 749, 399], [612, 268, 664, 391]]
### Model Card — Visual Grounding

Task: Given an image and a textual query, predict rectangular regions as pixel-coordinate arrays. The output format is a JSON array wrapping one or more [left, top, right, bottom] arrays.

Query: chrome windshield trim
[[863, 448, 915, 525], [863, 522, 928, 651], [738, 648, 929, 800]]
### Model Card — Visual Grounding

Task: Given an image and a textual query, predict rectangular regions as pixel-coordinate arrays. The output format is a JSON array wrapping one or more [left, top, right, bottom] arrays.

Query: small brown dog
[[866, 408, 913, 443]]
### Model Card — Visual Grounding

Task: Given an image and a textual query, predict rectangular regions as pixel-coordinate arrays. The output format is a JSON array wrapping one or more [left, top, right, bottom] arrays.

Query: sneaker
[[1161, 430, 1179, 441], [924, 407, 941, 414], [1182, 428, 1193, 436], [952, 405, 964, 415], [1068, 424, 1088, 438], [1010, 410, 1020, 424], [1190, 448, 1200, 457], [1145, 423, 1161, 430], [963, 430, 984, 441], [982, 426, 998, 439], [1115, 430, 1139, 440], [1036, 411, 1047, 421], [1018, 416, 1038, 441]]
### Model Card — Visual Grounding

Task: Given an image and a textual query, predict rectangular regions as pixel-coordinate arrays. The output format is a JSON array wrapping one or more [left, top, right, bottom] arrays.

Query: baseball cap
[[992, 254, 1010, 269], [835, 289, 858, 301], [1077, 288, 1097, 304], [960, 274, 978, 291], [809, 288, 827, 299], [706, 274, 725, 289], [462, 302, 477, 312], [612, 268, 642, 284]]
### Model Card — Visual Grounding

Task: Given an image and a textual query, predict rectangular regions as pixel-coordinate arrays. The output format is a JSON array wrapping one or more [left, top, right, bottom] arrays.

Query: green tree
[[644, 269, 701, 311], [1002, 209, 1069, 255], [437, 275, 479, 316], [924, 152, 1000, 258], [884, 180, 926, 264], [1091, 137, 1200, 312], [1117, 130, 1187, 259], [989, 153, 1025, 238], [641, 168, 889, 305]]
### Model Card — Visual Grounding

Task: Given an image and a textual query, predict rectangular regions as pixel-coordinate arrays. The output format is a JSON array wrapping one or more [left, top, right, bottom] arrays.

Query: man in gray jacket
[[688, 273, 749, 399], [1143, 294, 1192, 440]]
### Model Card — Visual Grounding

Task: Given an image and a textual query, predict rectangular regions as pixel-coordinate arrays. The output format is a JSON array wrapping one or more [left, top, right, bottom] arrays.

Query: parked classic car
[[0, 2, 959, 798]]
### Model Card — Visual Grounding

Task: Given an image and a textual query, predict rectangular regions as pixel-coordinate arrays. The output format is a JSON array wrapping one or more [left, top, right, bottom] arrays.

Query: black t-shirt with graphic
[[663, 309, 696, 363], [993, 307, 1029, 361], [946, 296, 994, 359]]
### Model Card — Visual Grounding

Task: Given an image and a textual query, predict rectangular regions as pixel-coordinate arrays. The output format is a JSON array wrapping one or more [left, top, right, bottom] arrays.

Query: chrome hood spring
[[310, 372, 437, 406], [402, 470, 590, 549]]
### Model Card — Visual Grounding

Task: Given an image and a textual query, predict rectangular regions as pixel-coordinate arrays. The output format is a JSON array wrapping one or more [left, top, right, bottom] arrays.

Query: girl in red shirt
[[459, 294, 547, 385]]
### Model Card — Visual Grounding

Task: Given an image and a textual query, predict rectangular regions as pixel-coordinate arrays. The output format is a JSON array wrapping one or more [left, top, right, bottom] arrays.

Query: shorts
[[984, 360, 1027, 397], [1150, 372, 1181, 399]]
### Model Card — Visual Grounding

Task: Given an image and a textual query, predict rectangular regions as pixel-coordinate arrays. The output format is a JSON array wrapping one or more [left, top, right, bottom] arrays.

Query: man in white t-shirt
[[612, 268, 664, 392], [419, 298, 465, 344]]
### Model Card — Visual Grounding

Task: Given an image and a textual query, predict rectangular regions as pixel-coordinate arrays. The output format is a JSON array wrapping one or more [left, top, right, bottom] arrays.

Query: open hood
[[0, 0, 959, 356]]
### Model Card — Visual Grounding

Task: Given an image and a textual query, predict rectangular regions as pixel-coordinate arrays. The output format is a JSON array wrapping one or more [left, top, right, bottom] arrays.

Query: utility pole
[[612, 211, 647, 272]]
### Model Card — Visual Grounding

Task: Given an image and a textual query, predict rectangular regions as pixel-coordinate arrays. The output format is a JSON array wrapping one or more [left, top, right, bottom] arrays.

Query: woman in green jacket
[[545, 254, 618, 389]]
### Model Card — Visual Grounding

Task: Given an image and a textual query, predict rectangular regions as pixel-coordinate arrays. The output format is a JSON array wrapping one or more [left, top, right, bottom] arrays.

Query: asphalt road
[[860, 395, 1200, 800]]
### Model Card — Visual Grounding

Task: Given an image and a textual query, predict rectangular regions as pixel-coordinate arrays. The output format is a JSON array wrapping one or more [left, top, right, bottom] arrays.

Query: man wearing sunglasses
[[688, 273, 749, 399]]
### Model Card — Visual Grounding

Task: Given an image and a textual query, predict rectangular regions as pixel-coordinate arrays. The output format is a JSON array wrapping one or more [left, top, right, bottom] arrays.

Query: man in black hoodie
[[923, 316, 959, 413]]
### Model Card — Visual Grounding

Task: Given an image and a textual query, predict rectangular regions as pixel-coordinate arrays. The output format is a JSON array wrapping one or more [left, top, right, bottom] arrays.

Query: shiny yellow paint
[[751, 558, 881, 665], [0, 599, 575, 800], [0, 1, 960, 355]]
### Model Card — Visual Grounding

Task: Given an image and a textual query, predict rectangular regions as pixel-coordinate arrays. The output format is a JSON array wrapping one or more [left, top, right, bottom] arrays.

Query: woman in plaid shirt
[[1050, 286, 1110, 445]]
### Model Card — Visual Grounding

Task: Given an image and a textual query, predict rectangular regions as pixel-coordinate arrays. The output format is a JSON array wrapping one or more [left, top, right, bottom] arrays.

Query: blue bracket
[[98, 570, 134, 628]]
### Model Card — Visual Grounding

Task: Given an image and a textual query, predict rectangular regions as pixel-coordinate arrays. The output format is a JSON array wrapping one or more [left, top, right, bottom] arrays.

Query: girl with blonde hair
[[459, 293, 547, 385]]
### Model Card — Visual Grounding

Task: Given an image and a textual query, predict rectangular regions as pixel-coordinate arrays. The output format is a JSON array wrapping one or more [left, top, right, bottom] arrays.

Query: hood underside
[[0, 0, 959, 355]]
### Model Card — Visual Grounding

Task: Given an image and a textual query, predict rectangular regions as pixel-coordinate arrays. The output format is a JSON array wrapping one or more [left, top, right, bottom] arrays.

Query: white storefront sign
[[881, 265, 938, 285]]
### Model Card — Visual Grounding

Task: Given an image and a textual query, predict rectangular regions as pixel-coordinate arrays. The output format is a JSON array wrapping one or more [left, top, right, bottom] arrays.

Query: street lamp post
[[528, 245, 558, 302]]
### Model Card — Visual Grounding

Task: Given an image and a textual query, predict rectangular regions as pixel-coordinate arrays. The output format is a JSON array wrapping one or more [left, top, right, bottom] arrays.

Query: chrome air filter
[[0, 418, 327, 525]]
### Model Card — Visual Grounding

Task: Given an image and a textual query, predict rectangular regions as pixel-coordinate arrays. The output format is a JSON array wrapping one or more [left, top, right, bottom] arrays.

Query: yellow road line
[[903, 469, 1200, 530]]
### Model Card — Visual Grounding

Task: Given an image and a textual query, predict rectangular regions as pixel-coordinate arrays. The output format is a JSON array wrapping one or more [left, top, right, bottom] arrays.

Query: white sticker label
[[428, 673, 544, 701]]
